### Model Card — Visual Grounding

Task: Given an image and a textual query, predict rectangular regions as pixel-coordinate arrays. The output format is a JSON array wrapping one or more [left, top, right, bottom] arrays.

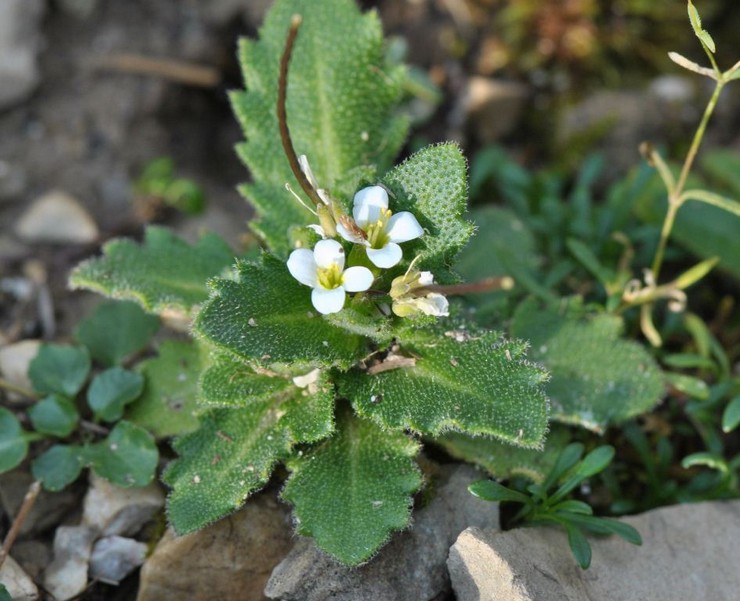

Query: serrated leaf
[[200, 352, 334, 444], [687, 1, 715, 53], [75, 300, 160, 367], [87, 368, 145, 422], [339, 328, 549, 447], [28, 394, 79, 438], [164, 405, 292, 535], [31, 444, 84, 491], [28, 344, 90, 398], [381, 143, 473, 276], [510, 298, 665, 432], [86, 421, 158, 487], [232, 0, 408, 256], [70, 226, 234, 317], [433, 426, 571, 482], [194, 255, 365, 369], [722, 395, 740, 433], [282, 410, 421, 565], [0, 407, 28, 472], [126, 341, 203, 438]]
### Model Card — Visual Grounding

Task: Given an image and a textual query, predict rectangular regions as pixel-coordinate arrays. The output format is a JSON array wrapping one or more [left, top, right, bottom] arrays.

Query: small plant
[[470, 443, 642, 569], [133, 157, 206, 217]]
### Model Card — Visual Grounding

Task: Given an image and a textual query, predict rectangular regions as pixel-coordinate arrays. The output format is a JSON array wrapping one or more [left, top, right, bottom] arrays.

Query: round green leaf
[[28, 394, 80, 438], [28, 344, 90, 397], [87, 368, 145, 422], [0, 407, 29, 472], [86, 421, 158, 487], [31, 444, 84, 491], [75, 300, 160, 367]]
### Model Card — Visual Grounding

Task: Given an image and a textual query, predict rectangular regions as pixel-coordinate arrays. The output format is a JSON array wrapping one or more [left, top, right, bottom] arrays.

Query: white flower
[[390, 261, 449, 318], [287, 239, 374, 315], [337, 185, 423, 269]]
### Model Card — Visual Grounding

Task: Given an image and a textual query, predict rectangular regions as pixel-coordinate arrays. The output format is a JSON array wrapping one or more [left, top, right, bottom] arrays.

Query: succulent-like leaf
[[75, 300, 160, 367], [339, 327, 549, 447], [194, 255, 365, 369], [87, 368, 145, 422], [69, 227, 234, 317], [28, 344, 90, 398], [232, 0, 408, 256], [511, 298, 665, 432], [28, 395, 79, 438], [0, 407, 28, 472], [282, 410, 421, 565], [381, 143, 474, 277], [126, 340, 203, 438]]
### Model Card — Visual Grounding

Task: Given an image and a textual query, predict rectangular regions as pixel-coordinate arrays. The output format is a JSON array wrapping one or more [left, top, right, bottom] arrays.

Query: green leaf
[[282, 411, 421, 565], [70, 226, 234, 317], [87, 368, 145, 422], [661, 353, 716, 371], [0, 583, 11, 601], [28, 395, 79, 438], [75, 300, 160, 367], [688, 1, 715, 53], [681, 451, 728, 473], [699, 150, 740, 200], [565, 522, 592, 569], [31, 444, 84, 491], [566, 238, 614, 287], [339, 328, 549, 446], [722, 395, 740, 433], [433, 426, 571, 482], [164, 405, 293, 535], [381, 143, 474, 276], [665, 372, 710, 401], [28, 344, 90, 398], [565, 513, 642, 545], [86, 421, 158, 487], [511, 298, 665, 432], [0, 407, 28, 472], [468, 479, 531, 505], [194, 255, 365, 369], [541, 442, 584, 493], [575, 446, 615, 479], [552, 500, 593, 515], [126, 341, 203, 438], [232, 0, 408, 256]]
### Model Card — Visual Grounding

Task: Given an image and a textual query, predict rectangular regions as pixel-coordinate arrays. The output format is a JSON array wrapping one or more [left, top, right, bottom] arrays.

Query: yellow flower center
[[317, 262, 344, 290], [364, 208, 392, 249]]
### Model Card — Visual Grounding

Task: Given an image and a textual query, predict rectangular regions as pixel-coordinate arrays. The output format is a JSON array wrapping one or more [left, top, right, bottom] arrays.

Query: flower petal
[[287, 249, 318, 287], [386, 211, 424, 243], [418, 271, 435, 286], [313, 239, 345, 270], [353, 186, 388, 225], [367, 242, 403, 268], [342, 266, 374, 292], [311, 287, 346, 314]]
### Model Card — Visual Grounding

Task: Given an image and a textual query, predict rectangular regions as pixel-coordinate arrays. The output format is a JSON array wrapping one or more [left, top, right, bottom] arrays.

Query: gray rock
[[448, 500, 740, 601], [89, 535, 148, 585], [265, 463, 498, 601], [0, 340, 40, 403], [0, 555, 39, 601], [10, 539, 52, 581], [44, 525, 97, 601], [0, 0, 45, 110], [15, 190, 99, 244], [82, 473, 165, 537]]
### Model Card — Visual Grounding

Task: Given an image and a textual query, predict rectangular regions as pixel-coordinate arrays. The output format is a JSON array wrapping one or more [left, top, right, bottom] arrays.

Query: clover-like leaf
[[382, 143, 474, 278], [75, 300, 160, 367], [86, 421, 158, 487], [70, 226, 234, 317], [31, 444, 84, 491], [28, 344, 90, 398], [28, 395, 79, 438], [282, 410, 421, 565], [339, 327, 549, 447], [0, 407, 29, 472], [126, 341, 203, 438], [163, 405, 293, 535], [511, 298, 665, 432], [232, 0, 408, 256], [87, 368, 145, 423], [194, 255, 365, 369]]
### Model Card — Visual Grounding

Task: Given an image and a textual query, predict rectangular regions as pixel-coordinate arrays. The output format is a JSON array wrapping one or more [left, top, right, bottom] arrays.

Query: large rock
[[44, 525, 97, 601], [264, 463, 498, 601], [136, 490, 293, 601], [0, 0, 45, 110], [448, 500, 740, 601]]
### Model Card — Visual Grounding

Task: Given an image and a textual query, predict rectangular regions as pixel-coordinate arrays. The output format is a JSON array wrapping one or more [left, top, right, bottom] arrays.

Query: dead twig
[[95, 54, 221, 88], [0, 480, 42, 570]]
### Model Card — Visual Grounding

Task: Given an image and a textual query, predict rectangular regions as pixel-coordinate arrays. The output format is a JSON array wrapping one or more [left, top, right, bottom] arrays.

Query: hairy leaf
[[282, 410, 421, 565], [28, 344, 90, 398], [382, 143, 473, 277], [232, 0, 408, 255], [339, 327, 549, 447], [511, 298, 665, 432], [127, 341, 203, 438], [70, 227, 234, 316], [195, 255, 365, 369]]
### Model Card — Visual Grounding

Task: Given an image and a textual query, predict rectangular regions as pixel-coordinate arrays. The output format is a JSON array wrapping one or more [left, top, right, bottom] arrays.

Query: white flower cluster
[[286, 167, 448, 317]]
